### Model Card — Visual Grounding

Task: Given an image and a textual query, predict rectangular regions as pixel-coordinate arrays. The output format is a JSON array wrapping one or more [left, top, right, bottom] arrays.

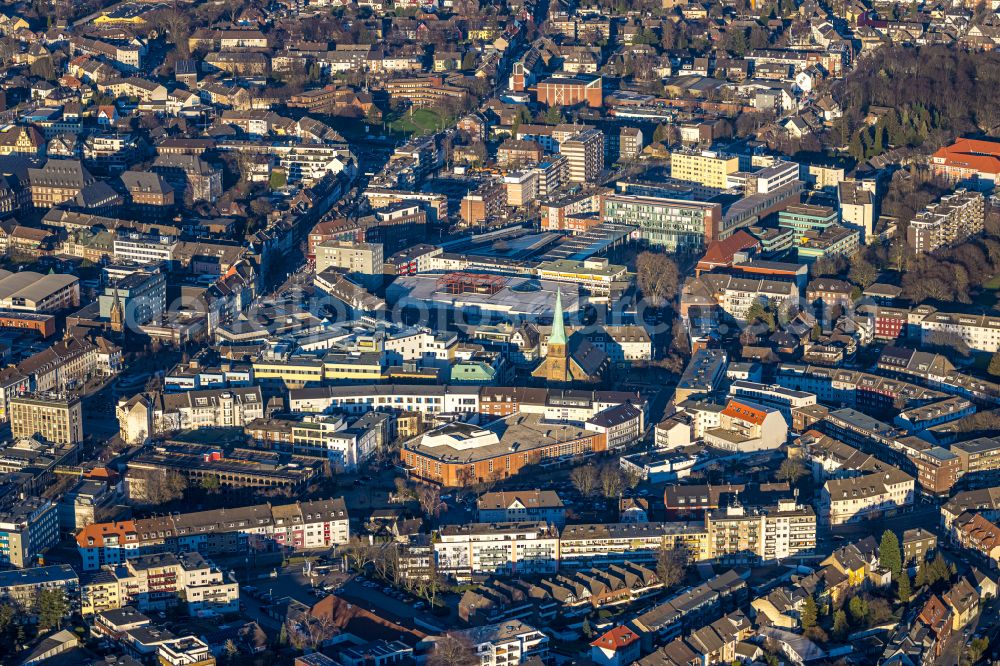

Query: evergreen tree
[[880, 530, 902, 580], [873, 123, 886, 155], [581, 617, 594, 637], [749, 26, 770, 49], [915, 564, 927, 588], [849, 131, 865, 161], [988, 351, 1000, 377], [898, 571, 912, 603], [653, 123, 670, 143], [801, 594, 818, 629], [745, 300, 777, 331], [36, 588, 68, 632], [848, 596, 868, 624], [832, 609, 849, 641], [726, 28, 748, 56]]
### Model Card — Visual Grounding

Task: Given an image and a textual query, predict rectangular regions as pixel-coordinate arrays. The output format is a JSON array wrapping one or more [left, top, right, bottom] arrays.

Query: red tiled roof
[[591, 625, 639, 649], [932, 138, 1000, 175], [75, 520, 136, 548], [697, 230, 760, 269]]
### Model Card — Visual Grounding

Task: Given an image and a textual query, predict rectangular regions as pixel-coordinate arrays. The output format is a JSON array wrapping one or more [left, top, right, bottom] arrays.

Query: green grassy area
[[973, 275, 1000, 308], [388, 108, 448, 136]]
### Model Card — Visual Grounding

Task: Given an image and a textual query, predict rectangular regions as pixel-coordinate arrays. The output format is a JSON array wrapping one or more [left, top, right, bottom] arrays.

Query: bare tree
[[656, 543, 690, 588], [428, 632, 479, 666], [777, 458, 807, 485], [286, 614, 337, 651], [302, 614, 337, 650], [623, 467, 643, 490], [394, 477, 415, 501], [134, 470, 187, 504], [600, 465, 626, 499], [636, 252, 679, 307], [372, 542, 397, 582], [343, 536, 379, 573], [416, 484, 443, 518], [570, 464, 599, 496]]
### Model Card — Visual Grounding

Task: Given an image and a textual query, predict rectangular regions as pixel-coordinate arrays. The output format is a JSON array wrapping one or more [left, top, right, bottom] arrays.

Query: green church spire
[[550, 288, 567, 346]]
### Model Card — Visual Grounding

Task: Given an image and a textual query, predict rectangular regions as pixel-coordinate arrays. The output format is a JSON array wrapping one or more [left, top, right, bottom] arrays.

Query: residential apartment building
[[150, 155, 222, 203], [315, 240, 384, 286], [384, 76, 468, 108], [477, 491, 567, 527], [953, 513, 1000, 567], [951, 437, 1000, 475], [18, 335, 102, 393], [0, 498, 59, 568], [819, 465, 914, 525], [11, 393, 83, 445], [76, 498, 349, 570], [907, 189, 984, 253], [0, 564, 78, 609], [456, 620, 549, 666], [82, 551, 238, 617], [559, 522, 708, 567], [460, 180, 507, 226], [435, 522, 560, 581], [681, 273, 798, 322], [903, 528, 937, 566], [704, 500, 816, 562], [838, 180, 875, 242], [116, 386, 264, 441], [561, 129, 605, 183], [917, 310, 1000, 353], [894, 396, 975, 433], [629, 570, 749, 645], [670, 150, 739, 191]]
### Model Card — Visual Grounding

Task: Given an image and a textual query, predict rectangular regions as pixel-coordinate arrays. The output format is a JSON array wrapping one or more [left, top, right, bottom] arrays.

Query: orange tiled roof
[[75, 520, 136, 548], [721, 399, 769, 425], [932, 138, 1000, 175], [591, 625, 639, 649]]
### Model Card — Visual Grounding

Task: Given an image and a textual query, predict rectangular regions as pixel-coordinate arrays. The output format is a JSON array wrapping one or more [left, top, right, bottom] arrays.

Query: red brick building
[[535, 73, 603, 108]]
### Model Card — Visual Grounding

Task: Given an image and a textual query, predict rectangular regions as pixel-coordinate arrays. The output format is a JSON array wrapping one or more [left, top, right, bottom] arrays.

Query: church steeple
[[110, 287, 124, 334], [550, 288, 567, 347]]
